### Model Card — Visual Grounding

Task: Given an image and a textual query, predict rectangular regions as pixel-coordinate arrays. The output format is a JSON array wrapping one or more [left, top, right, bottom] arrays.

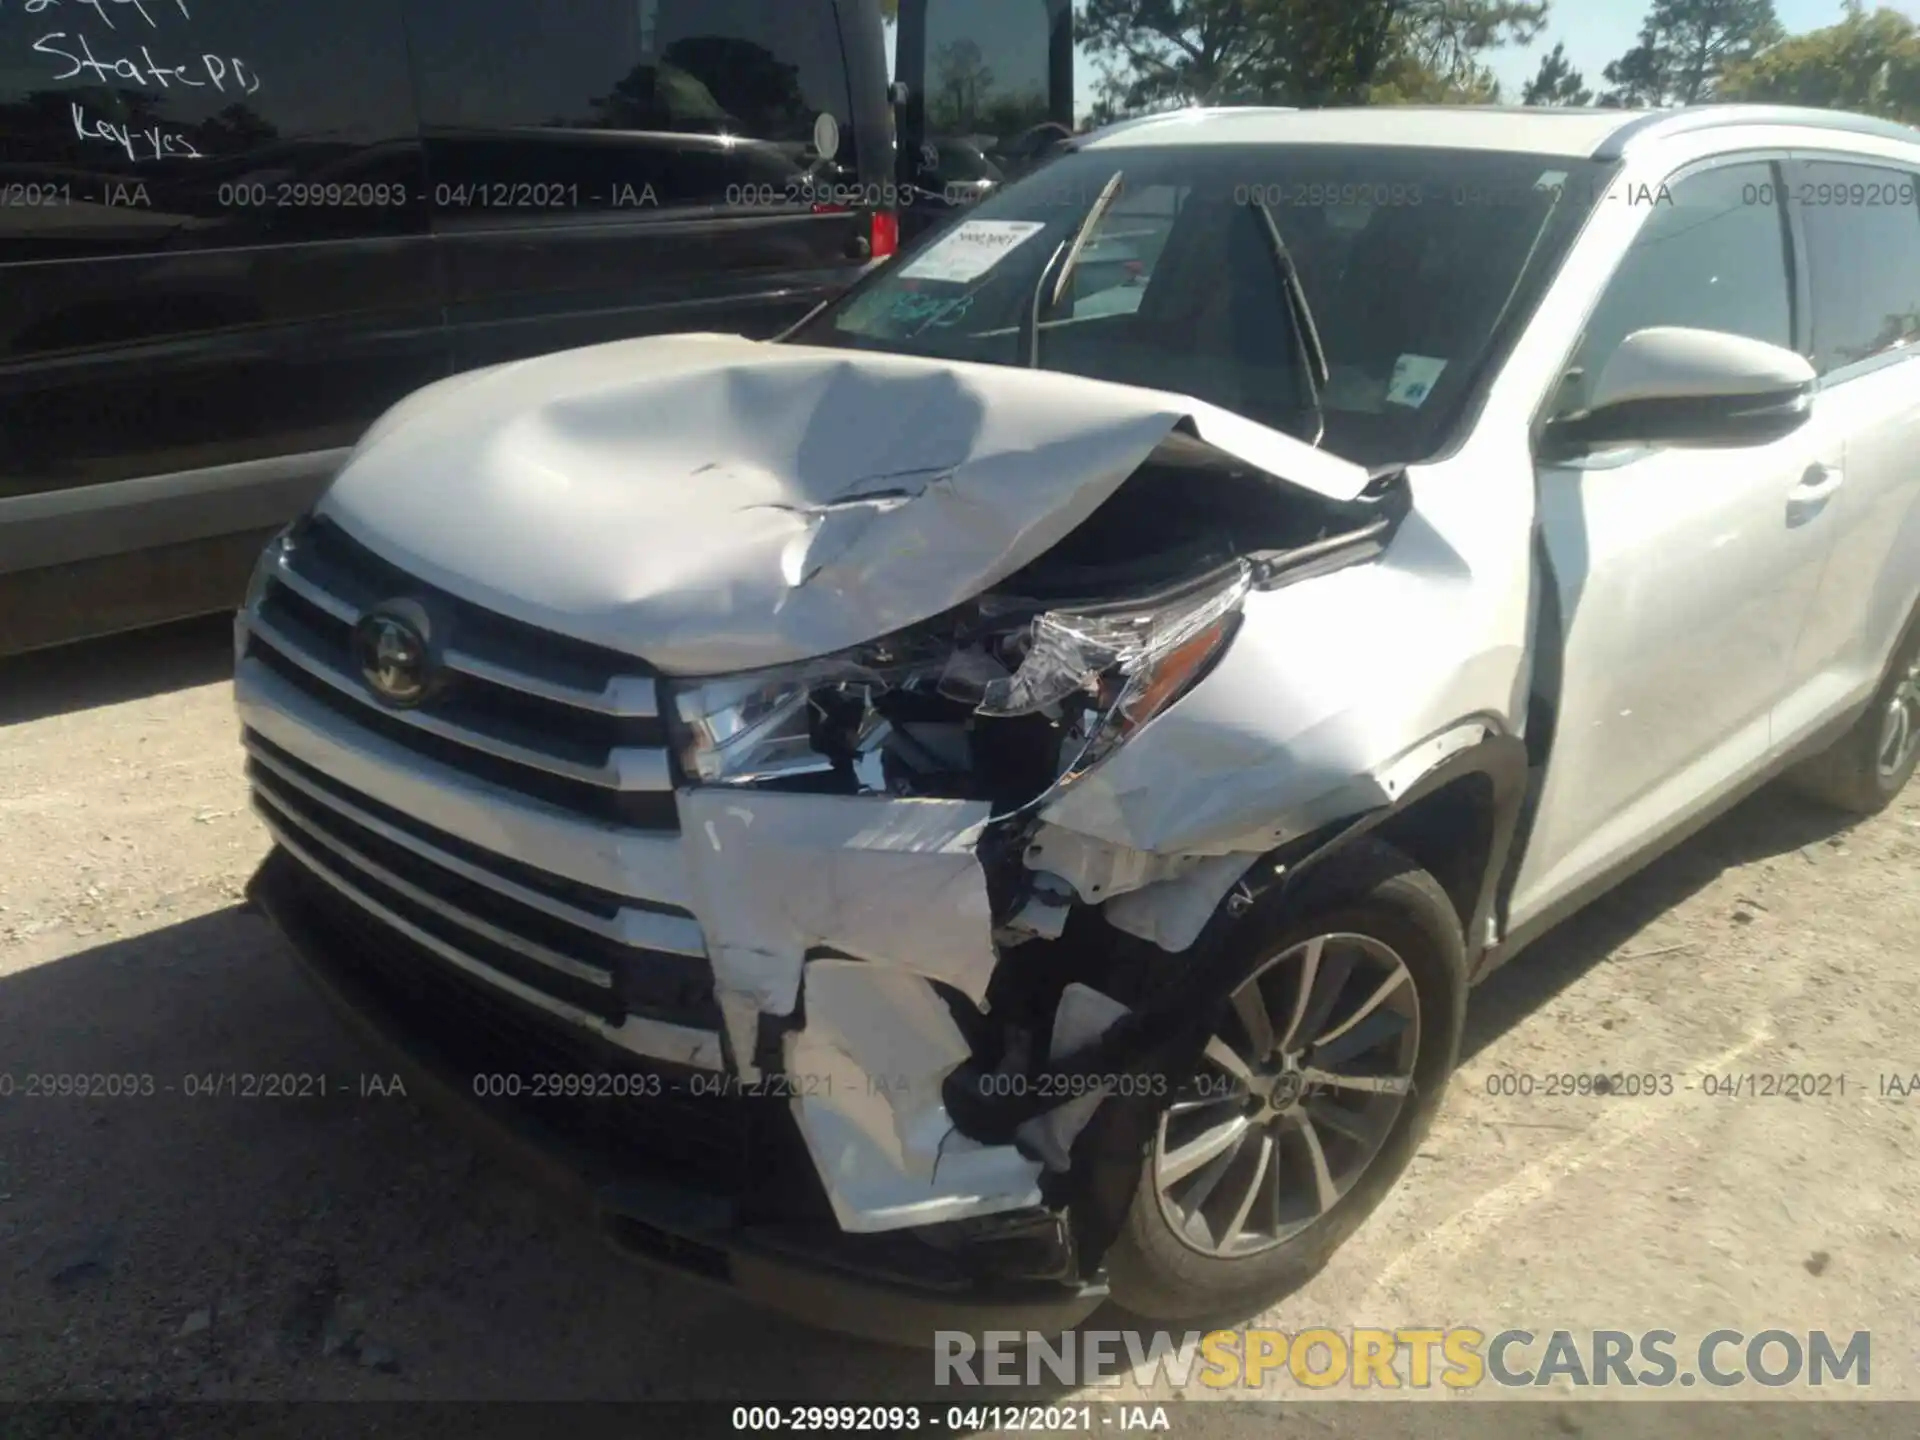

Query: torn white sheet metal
[[1035, 499, 1526, 858], [1022, 824, 1213, 904], [1101, 852, 1265, 954], [316, 332, 1371, 674], [676, 789, 999, 1070], [786, 958, 1044, 1233], [1014, 984, 1133, 1172], [999, 875, 1074, 945]]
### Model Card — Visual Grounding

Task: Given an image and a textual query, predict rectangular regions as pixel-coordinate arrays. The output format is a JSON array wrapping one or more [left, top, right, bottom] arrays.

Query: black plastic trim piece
[[944, 729, 1531, 1141], [1541, 387, 1812, 457]]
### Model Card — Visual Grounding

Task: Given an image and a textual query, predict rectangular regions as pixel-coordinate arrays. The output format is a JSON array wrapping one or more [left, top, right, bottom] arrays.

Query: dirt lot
[[3, 617, 1917, 1426]]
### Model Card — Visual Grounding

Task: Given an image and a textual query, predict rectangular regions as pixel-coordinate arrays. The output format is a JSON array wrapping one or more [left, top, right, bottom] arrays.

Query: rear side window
[[1555, 162, 1793, 418], [1794, 159, 1920, 377], [0, 0, 422, 258], [403, 0, 859, 214], [921, 0, 1063, 184]]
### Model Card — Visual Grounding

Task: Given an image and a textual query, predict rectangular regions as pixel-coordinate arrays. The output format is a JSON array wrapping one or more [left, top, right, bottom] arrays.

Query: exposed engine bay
[[665, 436, 1396, 821], [664, 434, 1405, 1236]]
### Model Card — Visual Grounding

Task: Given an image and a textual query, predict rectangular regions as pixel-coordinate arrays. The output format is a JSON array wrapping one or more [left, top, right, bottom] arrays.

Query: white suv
[[235, 104, 1920, 1332]]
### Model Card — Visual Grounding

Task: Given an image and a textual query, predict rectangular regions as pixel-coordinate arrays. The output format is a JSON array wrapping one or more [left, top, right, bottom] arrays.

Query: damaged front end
[[663, 433, 1406, 1259], [251, 330, 1533, 1324]]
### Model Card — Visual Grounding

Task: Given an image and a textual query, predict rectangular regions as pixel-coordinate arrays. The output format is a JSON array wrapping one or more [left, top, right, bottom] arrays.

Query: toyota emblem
[[352, 603, 436, 708]]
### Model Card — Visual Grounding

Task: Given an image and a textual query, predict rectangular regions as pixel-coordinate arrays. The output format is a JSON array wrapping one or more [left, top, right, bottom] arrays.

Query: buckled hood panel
[[318, 333, 1372, 674]]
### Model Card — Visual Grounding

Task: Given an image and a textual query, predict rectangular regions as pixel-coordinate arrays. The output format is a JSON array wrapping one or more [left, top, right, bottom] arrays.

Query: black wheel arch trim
[[943, 728, 1531, 1147]]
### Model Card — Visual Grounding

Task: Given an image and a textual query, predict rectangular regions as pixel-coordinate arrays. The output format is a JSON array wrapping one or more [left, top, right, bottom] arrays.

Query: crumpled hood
[[318, 332, 1371, 674]]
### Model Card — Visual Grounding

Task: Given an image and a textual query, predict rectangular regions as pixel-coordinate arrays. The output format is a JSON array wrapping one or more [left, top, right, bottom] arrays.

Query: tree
[[665, 38, 810, 133], [1522, 40, 1595, 104], [930, 38, 997, 130], [1079, 0, 1287, 111], [1365, 53, 1503, 103], [1394, 0, 1547, 92], [1599, 0, 1784, 107], [1078, 0, 1544, 112], [1717, 1, 1920, 121]]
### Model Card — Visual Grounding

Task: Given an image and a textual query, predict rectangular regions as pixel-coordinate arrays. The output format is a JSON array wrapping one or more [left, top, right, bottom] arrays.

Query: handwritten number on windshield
[[887, 291, 976, 336]]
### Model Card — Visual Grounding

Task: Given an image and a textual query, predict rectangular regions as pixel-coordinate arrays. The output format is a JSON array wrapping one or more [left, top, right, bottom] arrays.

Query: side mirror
[[1542, 326, 1815, 457]]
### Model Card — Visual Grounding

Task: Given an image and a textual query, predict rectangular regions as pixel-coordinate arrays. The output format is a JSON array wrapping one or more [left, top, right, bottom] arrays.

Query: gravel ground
[[2, 617, 1917, 1429]]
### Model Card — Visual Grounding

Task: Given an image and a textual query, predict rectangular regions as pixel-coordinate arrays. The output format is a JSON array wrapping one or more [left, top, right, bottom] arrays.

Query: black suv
[[0, 0, 894, 655]]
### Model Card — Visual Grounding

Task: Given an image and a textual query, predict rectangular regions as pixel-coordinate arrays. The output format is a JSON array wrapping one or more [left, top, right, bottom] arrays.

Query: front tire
[[1788, 611, 1920, 815], [1104, 840, 1466, 1322]]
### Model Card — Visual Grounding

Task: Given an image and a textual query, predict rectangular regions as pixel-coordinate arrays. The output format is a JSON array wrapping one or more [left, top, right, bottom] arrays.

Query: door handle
[[1787, 463, 1844, 524]]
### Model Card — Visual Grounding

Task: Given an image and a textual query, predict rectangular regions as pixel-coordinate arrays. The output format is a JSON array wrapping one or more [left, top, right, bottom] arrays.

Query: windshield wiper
[[1022, 168, 1126, 367], [1249, 198, 1330, 446]]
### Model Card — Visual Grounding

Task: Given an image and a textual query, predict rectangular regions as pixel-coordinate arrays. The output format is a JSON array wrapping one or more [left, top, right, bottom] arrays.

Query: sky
[[1478, 0, 1915, 99]]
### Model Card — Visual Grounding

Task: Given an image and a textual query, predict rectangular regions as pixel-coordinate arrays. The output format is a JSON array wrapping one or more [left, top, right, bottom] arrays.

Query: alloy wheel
[[1152, 932, 1420, 1258], [1876, 653, 1920, 781]]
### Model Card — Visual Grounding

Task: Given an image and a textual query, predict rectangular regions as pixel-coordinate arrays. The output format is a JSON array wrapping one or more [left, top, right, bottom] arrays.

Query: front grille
[[244, 515, 678, 831], [244, 728, 721, 1063], [286, 856, 764, 1189]]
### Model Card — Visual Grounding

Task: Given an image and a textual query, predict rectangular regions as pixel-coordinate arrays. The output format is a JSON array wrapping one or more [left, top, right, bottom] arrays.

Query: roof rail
[[1079, 104, 1301, 144], [1595, 104, 1920, 159]]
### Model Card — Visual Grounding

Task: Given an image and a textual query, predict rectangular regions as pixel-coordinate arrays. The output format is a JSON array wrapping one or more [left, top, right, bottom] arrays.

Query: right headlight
[[978, 562, 1250, 783], [664, 561, 1250, 804]]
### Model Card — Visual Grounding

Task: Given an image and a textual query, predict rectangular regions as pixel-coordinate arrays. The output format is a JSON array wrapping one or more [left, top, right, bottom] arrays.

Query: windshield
[[791, 144, 1617, 468]]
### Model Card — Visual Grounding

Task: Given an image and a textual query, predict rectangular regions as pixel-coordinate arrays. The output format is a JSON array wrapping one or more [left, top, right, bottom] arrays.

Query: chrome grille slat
[[269, 554, 359, 626], [245, 608, 672, 793], [253, 785, 616, 991], [243, 738, 706, 958], [240, 517, 720, 1063], [261, 813, 724, 1071], [269, 547, 659, 719], [440, 647, 660, 720], [235, 657, 692, 903]]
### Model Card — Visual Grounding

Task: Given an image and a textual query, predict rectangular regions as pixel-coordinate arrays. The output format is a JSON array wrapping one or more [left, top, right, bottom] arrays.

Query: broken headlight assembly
[[665, 561, 1251, 808]]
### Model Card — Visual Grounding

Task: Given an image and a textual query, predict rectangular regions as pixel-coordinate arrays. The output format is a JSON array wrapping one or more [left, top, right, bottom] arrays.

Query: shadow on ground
[[1460, 784, 1854, 1061], [0, 904, 928, 1401], [0, 615, 235, 727]]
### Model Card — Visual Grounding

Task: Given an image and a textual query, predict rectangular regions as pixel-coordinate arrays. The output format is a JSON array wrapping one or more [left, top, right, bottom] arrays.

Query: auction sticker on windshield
[[1386, 353, 1448, 408], [900, 220, 1049, 283]]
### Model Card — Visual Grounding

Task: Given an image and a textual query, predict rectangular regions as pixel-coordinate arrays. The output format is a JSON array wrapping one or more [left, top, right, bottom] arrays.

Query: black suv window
[[1795, 160, 1920, 377], [1554, 161, 1794, 419], [404, 0, 858, 215], [0, 0, 421, 259]]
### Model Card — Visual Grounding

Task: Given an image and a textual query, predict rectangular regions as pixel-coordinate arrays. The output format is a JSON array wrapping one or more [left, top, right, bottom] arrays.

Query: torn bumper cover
[[678, 790, 1049, 1234], [249, 849, 1107, 1343]]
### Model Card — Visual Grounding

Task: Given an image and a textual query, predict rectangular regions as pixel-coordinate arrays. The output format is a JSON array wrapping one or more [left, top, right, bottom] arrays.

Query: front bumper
[[249, 847, 1107, 1345]]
